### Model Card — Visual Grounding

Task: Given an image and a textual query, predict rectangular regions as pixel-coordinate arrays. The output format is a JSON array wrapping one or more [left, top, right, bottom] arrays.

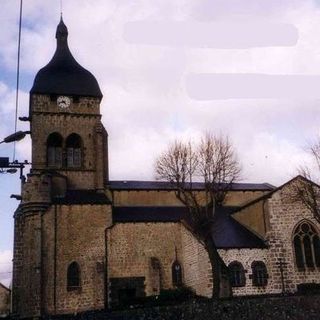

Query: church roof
[[109, 180, 274, 191], [30, 18, 102, 98], [113, 206, 267, 249], [211, 206, 266, 249], [53, 189, 111, 205], [113, 206, 186, 223]]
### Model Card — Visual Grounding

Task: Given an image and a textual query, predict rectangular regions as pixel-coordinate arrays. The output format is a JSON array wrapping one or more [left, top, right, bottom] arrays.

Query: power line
[[13, 0, 23, 161]]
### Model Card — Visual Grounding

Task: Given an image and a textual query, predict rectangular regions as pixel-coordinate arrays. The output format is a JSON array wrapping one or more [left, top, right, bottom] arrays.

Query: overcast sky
[[1, 0, 320, 286]]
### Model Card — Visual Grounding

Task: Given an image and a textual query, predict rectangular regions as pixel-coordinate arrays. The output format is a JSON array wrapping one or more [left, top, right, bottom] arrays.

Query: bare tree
[[155, 133, 241, 298], [288, 141, 320, 223]]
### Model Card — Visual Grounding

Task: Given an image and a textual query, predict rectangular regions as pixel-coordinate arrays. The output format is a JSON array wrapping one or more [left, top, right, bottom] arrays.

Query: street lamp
[[0, 157, 30, 178], [0, 131, 31, 144], [1, 131, 31, 182]]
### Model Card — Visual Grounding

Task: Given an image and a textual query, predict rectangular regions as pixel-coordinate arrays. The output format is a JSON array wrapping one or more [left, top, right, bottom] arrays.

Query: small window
[[47, 133, 63, 167], [228, 261, 245, 287], [251, 261, 268, 287], [66, 133, 82, 168], [294, 235, 304, 269], [314, 236, 320, 267], [172, 260, 182, 287], [293, 221, 320, 270], [67, 261, 81, 291]]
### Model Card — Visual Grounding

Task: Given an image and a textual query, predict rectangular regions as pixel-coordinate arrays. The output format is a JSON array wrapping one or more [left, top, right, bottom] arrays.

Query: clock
[[57, 96, 71, 109]]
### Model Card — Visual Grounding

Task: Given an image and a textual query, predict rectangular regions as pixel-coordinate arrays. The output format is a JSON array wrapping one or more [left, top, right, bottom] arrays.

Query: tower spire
[[55, 16, 68, 43], [60, 0, 63, 18], [30, 17, 102, 98]]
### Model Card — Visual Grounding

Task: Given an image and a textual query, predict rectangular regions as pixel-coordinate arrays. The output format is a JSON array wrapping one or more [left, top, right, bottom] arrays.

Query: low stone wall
[[42, 294, 320, 320]]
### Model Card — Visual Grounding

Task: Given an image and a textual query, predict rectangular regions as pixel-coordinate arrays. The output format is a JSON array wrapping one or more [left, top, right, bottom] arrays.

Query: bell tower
[[29, 17, 108, 190], [12, 18, 112, 319]]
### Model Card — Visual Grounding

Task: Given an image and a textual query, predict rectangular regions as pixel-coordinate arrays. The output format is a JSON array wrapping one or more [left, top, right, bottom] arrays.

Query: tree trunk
[[205, 236, 232, 299]]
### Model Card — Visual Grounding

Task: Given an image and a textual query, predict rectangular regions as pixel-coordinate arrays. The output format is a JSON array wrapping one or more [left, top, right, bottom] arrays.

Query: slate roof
[[30, 18, 102, 98], [108, 180, 274, 191], [113, 205, 267, 249], [211, 206, 266, 249], [113, 206, 187, 223], [53, 190, 111, 205]]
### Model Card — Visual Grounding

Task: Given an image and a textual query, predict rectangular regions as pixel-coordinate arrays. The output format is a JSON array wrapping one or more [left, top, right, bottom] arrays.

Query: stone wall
[[180, 227, 212, 297], [219, 248, 272, 296], [265, 182, 320, 293], [107, 222, 183, 301], [13, 202, 112, 318], [31, 95, 101, 115], [107, 222, 215, 304], [12, 210, 43, 318], [222, 178, 320, 297], [0, 283, 10, 317], [30, 94, 107, 190], [42, 204, 112, 315]]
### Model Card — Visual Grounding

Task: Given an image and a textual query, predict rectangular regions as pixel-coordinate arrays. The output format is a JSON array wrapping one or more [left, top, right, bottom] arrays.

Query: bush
[[115, 286, 196, 309], [297, 283, 320, 294]]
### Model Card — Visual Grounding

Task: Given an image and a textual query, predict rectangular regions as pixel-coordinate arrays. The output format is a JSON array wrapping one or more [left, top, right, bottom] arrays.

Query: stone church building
[[12, 19, 320, 318]]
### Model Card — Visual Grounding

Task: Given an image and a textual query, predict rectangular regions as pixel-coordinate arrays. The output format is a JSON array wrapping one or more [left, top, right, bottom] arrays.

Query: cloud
[[1, 0, 320, 179], [238, 132, 311, 184], [186, 73, 320, 100], [124, 21, 298, 48], [0, 250, 12, 288], [2, 0, 320, 259]]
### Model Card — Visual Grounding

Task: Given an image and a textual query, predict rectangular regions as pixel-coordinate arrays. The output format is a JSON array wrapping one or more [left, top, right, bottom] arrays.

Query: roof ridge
[[232, 175, 312, 213], [0, 282, 10, 291], [108, 180, 275, 191]]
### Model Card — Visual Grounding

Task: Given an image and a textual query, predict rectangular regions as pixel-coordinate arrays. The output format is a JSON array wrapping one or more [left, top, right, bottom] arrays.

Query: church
[[12, 18, 320, 318]]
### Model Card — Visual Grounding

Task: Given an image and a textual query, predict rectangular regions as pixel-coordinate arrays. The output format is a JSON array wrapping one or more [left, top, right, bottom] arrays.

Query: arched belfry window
[[251, 261, 268, 287], [47, 132, 63, 167], [172, 260, 182, 287], [67, 261, 81, 291], [66, 133, 82, 168], [293, 221, 320, 270], [228, 261, 246, 287]]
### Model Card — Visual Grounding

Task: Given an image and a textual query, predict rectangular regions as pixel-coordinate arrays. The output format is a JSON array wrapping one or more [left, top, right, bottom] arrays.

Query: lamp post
[[0, 130, 31, 182], [0, 131, 30, 144]]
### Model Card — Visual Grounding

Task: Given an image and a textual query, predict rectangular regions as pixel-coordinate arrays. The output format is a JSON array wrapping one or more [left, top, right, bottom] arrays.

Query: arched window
[[67, 261, 81, 291], [228, 261, 245, 287], [66, 133, 82, 168], [47, 132, 63, 167], [251, 261, 268, 287], [293, 221, 320, 270], [172, 260, 182, 287]]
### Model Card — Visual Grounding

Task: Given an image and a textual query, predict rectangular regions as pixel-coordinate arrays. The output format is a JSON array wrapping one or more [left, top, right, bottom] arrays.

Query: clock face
[[57, 96, 71, 109]]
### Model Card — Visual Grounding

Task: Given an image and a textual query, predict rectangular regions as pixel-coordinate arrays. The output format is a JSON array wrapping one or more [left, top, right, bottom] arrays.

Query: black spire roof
[[30, 18, 102, 98]]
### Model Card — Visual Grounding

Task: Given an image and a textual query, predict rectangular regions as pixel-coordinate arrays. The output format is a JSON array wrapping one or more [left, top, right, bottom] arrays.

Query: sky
[[1, 0, 320, 286]]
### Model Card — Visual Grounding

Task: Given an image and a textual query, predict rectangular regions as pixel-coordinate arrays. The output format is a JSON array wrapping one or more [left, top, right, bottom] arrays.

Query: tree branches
[[198, 133, 241, 206], [155, 133, 241, 233], [288, 141, 320, 223], [155, 133, 240, 298]]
